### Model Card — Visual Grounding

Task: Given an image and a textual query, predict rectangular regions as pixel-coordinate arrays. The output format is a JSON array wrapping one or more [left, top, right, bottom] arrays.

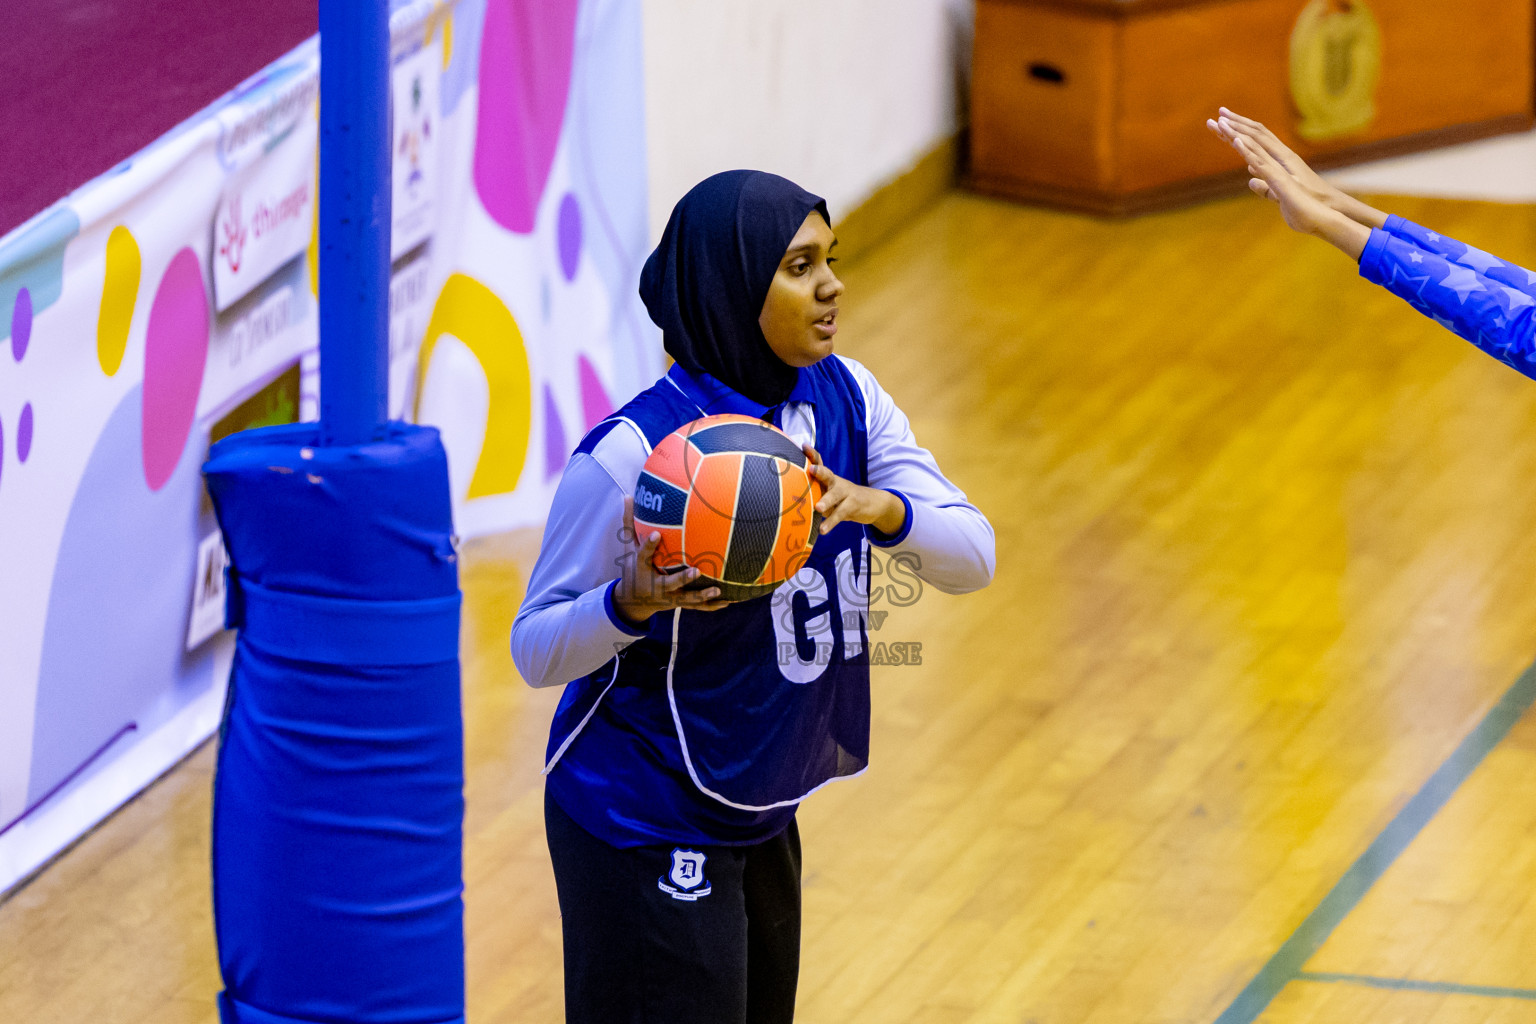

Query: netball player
[[1209, 107, 1536, 380], [510, 170, 996, 1024]]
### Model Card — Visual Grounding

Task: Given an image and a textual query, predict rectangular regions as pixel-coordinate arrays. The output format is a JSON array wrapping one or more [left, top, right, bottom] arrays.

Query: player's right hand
[[1206, 109, 1337, 238], [612, 496, 735, 626], [1204, 105, 1373, 260], [1207, 108, 1340, 209]]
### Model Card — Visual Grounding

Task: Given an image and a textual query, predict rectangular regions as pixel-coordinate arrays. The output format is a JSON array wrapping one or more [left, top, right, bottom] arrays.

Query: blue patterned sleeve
[[1359, 227, 1536, 381], [1383, 215, 1536, 301]]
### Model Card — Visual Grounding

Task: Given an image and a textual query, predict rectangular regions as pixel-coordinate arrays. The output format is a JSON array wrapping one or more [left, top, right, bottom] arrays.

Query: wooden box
[[969, 0, 1536, 215]]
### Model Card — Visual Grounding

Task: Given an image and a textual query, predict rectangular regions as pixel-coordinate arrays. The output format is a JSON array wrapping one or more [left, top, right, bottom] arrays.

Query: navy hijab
[[640, 170, 830, 407]]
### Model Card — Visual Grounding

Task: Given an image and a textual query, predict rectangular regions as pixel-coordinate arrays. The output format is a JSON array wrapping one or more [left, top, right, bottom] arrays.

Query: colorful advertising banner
[[0, 0, 658, 895]]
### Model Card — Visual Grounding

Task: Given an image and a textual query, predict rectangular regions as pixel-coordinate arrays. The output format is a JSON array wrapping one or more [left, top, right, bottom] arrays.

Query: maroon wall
[[2, 0, 317, 238]]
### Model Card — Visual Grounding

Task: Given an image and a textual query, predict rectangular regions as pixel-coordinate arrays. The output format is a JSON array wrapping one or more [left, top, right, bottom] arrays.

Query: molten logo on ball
[[633, 414, 825, 601], [634, 482, 665, 514]]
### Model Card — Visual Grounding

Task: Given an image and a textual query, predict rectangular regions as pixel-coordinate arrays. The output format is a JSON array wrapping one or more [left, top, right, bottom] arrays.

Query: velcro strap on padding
[[229, 576, 461, 667]]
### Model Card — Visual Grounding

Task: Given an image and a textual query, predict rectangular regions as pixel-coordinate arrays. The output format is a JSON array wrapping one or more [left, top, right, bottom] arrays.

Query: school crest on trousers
[[658, 848, 712, 901]]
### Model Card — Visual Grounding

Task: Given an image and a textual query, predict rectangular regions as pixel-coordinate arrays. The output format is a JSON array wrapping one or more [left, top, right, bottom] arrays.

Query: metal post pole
[[318, 0, 390, 445]]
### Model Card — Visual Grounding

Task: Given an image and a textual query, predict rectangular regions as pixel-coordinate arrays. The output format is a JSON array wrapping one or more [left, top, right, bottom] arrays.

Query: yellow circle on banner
[[442, 12, 454, 70], [98, 226, 141, 376], [1290, 0, 1382, 142], [416, 273, 532, 499]]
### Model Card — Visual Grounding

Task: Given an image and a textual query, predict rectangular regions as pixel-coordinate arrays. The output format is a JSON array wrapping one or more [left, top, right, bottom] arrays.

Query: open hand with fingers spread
[[1205, 106, 1374, 260], [612, 495, 735, 626], [803, 444, 907, 538]]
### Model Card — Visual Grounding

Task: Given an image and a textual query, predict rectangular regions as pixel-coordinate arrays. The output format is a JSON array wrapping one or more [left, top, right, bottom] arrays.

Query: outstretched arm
[[1376, 215, 1536, 302], [1361, 229, 1536, 380], [1207, 107, 1536, 380], [1208, 108, 1392, 233], [1211, 108, 1536, 303], [1206, 109, 1370, 260]]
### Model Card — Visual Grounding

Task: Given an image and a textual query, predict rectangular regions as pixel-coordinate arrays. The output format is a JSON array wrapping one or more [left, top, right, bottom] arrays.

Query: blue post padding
[[204, 422, 464, 1024]]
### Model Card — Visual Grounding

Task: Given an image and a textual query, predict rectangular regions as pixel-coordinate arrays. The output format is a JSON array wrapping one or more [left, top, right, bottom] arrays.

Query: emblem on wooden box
[[1289, 0, 1382, 142]]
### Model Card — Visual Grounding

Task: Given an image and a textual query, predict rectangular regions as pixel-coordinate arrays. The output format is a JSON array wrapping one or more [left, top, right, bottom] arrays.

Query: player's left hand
[[803, 445, 907, 537]]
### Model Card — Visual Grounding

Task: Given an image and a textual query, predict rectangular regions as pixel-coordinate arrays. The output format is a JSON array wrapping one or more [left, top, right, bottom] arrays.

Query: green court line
[[1212, 659, 1536, 1024], [1297, 972, 1536, 1001]]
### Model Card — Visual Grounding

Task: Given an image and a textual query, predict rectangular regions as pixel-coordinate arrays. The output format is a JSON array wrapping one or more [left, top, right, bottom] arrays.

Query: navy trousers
[[544, 790, 802, 1024]]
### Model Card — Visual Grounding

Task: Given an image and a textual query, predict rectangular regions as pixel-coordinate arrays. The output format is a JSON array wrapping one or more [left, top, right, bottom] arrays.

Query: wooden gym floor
[[6, 189, 1536, 1024]]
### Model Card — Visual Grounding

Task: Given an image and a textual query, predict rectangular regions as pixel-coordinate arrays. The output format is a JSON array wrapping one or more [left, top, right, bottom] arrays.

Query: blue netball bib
[[548, 358, 873, 811]]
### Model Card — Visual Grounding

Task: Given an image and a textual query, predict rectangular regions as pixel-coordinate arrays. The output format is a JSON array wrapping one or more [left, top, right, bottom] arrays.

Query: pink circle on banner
[[577, 355, 612, 431], [142, 248, 208, 491], [473, 0, 579, 233]]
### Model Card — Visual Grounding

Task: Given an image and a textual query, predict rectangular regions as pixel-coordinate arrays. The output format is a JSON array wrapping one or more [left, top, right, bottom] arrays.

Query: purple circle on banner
[[142, 248, 209, 491], [12, 287, 32, 362], [577, 355, 612, 430], [557, 193, 582, 281], [17, 402, 32, 463], [543, 384, 568, 480]]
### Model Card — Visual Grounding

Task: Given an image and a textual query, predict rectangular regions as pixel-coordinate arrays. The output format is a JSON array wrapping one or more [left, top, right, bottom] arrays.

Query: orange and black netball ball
[[633, 414, 825, 601]]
